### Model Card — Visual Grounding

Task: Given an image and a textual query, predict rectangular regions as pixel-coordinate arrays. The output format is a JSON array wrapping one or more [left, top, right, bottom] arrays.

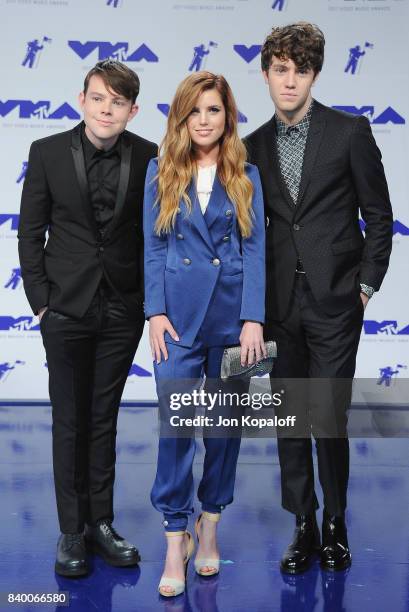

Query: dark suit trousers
[[265, 274, 364, 516], [40, 280, 144, 533]]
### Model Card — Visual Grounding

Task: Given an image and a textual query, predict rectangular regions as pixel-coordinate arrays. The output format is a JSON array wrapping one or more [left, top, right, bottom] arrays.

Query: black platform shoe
[[280, 514, 321, 574], [85, 520, 140, 567], [55, 533, 88, 577], [320, 511, 352, 571]]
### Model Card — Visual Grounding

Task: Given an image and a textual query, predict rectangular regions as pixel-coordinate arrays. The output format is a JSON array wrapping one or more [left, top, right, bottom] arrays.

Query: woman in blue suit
[[143, 71, 265, 597]]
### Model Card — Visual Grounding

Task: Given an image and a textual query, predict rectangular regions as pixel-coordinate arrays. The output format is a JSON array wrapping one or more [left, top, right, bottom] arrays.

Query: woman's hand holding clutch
[[239, 321, 266, 367], [149, 315, 179, 364]]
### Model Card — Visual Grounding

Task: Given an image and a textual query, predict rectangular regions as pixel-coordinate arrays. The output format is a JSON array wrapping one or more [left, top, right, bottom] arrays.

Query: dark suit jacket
[[18, 122, 157, 318], [244, 101, 393, 321]]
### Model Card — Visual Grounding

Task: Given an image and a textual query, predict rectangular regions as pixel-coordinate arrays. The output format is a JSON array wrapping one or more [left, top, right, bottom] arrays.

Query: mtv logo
[[0, 214, 19, 230], [128, 363, 152, 377], [0, 316, 40, 332], [332, 105, 405, 125], [157, 104, 248, 123], [233, 45, 261, 64], [68, 41, 158, 62], [0, 100, 80, 120], [363, 320, 409, 335]]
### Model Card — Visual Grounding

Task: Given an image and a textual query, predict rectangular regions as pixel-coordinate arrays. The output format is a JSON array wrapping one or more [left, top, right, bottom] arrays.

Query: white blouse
[[196, 164, 217, 215]]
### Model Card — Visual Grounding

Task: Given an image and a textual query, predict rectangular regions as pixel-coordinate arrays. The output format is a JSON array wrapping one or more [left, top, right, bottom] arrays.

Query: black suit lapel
[[108, 132, 132, 237], [70, 124, 99, 239], [295, 103, 326, 211], [271, 126, 297, 211]]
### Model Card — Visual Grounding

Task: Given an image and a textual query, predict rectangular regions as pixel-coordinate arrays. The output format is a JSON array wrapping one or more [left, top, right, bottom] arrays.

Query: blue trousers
[[151, 337, 244, 532]]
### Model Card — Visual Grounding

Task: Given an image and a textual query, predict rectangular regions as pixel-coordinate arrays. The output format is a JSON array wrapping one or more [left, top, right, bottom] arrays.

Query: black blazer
[[244, 101, 393, 321], [18, 122, 157, 318]]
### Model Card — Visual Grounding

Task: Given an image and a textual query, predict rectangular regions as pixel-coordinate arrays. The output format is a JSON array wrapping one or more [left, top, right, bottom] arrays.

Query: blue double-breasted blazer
[[143, 158, 265, 348]]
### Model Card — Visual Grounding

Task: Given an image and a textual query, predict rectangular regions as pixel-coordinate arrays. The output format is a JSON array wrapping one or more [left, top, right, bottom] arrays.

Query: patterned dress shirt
[[275, 100, 313, 204]]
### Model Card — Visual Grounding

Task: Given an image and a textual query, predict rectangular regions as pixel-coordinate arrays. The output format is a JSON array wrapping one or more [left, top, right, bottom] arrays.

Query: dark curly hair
[[261, 22, 325, 75]]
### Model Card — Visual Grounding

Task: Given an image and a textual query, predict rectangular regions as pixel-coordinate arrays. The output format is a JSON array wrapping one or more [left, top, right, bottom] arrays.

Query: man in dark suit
[[18, 60, 156, 577], [245, 23, 393, 573]]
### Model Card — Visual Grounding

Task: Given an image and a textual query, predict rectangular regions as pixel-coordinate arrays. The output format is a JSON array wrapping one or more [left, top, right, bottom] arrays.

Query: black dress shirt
[[81, 126, 130, 311], [81, 125, 121, 237]]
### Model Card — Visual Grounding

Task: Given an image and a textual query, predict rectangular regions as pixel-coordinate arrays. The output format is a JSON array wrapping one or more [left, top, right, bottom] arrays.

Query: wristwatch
[[360, 283, 375, 299]]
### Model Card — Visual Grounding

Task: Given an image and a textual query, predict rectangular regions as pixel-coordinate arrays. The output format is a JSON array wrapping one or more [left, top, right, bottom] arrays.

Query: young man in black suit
[[245, 23, 393, 573], [18, 60, 157, 576]]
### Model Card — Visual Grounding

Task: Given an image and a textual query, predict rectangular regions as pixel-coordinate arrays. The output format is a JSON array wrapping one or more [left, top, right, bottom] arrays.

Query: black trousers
[[40, 280, 144, 533], [265, 274, 364, 517]]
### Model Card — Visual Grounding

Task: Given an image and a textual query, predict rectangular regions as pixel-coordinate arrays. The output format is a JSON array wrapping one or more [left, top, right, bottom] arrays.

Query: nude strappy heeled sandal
[[158, 530, 195, 597], [194, 511, 221, 576]]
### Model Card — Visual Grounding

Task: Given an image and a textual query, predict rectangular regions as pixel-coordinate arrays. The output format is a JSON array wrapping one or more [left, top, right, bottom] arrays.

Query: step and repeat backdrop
[[0, 0, 408, 401]]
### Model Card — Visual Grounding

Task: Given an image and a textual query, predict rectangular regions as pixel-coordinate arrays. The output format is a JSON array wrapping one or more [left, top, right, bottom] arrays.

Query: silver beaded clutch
[[220, 340, 277, 380]]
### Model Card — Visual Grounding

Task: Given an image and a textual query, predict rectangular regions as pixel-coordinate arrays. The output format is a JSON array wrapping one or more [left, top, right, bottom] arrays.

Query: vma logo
[[188, 41, 218, 72], [377, 363, 407, 387], [0, 214, 19, 231], [332, 105, 405, 125], [22, 36, 52, 69], [16, 162, 28, 184], [359, 219, 409, 236], [157, 104, 248, 123], [272, 0, 287, 10], [363, 321, 409, 336], [233, 45, 261, 64], [68, 41, 158, 63], [0, 361, 25, 382], [4, 268, 22, 291], [345, 41, 374, 75], [0, 100, 80, 120], [128, 363, 152, 378], [392, 220, 409, 236], [0, 317, 40, 332]]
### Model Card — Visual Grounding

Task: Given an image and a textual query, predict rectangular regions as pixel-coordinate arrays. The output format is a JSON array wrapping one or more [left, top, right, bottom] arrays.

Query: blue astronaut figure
[[272, 0, 285, 10], [4, 268, 22, 290], [189, 44, 210, 72], [345, 45, 366, 75], [0, 361, 24, 382], [22, 39, 44, 69], [0, 363, 13, 381], [16, 162, 28, 184], [377, 364, 406, 386], [107, 0, 120, 6], [377, 366, 399, 386]]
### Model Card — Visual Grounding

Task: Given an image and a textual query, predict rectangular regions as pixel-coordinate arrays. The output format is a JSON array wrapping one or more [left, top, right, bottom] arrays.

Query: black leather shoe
[[55, 533, 88, 577], [85, 520, 140, 567], [320, 511, 352, 571], [280, 514, 321, 574]]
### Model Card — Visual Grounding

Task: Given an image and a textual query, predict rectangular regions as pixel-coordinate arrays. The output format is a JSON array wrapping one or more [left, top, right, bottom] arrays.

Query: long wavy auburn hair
[[154, 71, 253, 237]]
